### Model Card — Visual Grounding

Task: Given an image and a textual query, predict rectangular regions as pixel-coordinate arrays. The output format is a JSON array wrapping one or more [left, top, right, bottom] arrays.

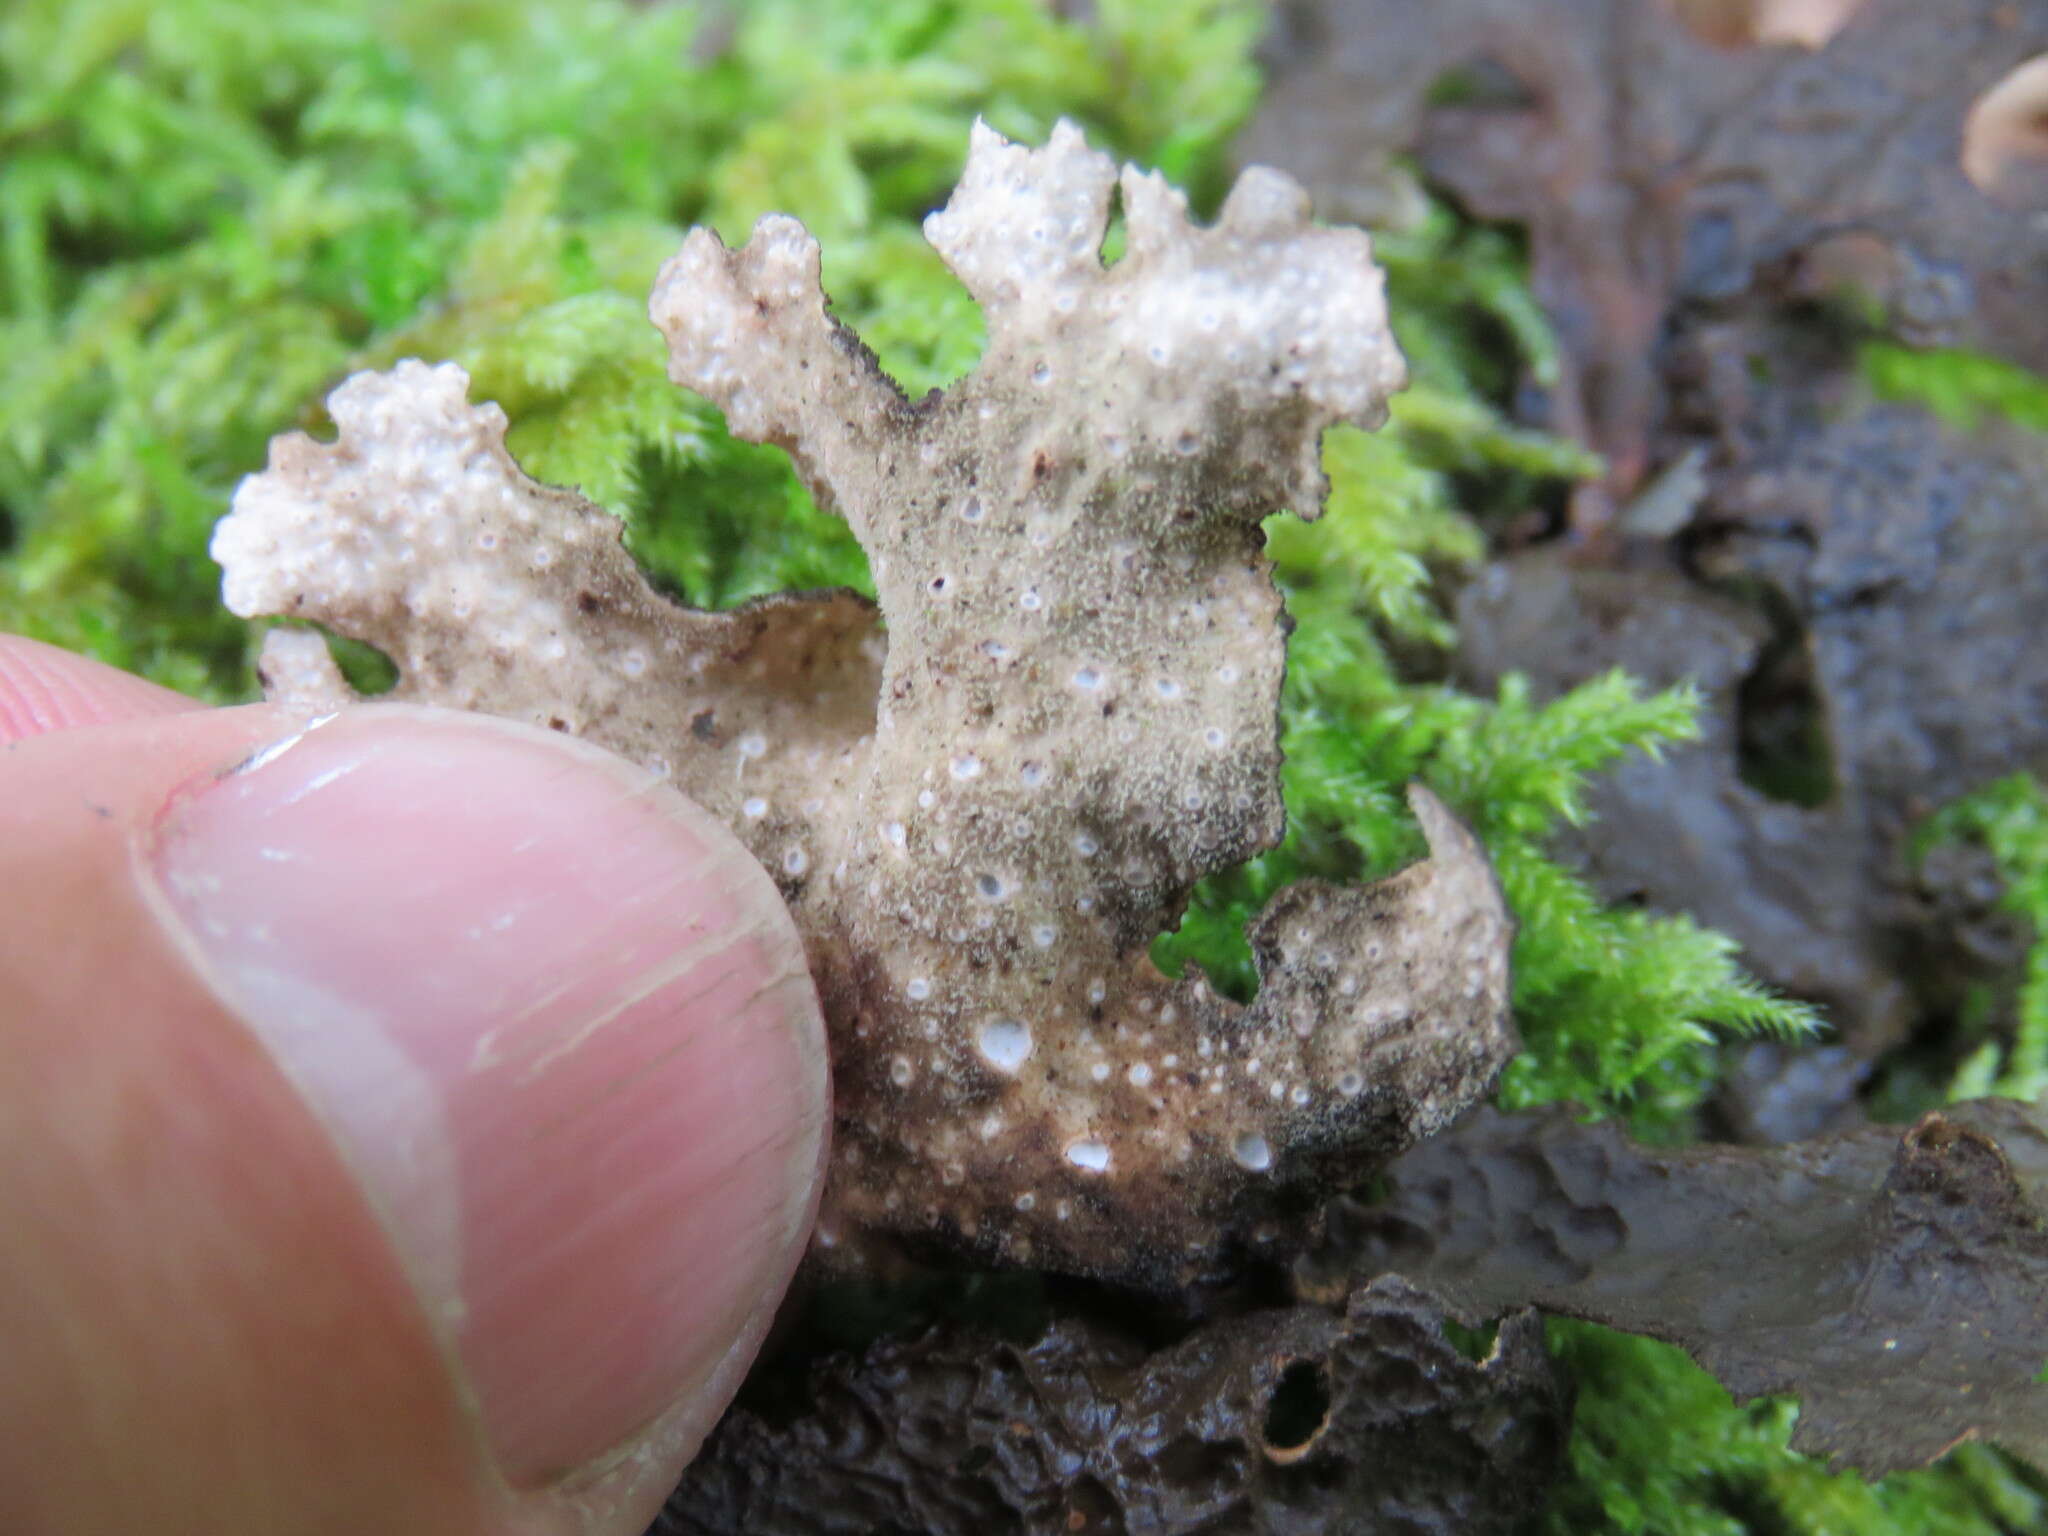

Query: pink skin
[[0, 633, 203, 735], [151, 708, 829, 1484], [0, 635, 829, 1535]]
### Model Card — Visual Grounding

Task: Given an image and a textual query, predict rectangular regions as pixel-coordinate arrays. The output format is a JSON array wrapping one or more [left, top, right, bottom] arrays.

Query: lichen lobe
[[1309, 1098, 2048, 1473], [664, 1276, 1567, 1536], [213, 119, 1512, 1286]]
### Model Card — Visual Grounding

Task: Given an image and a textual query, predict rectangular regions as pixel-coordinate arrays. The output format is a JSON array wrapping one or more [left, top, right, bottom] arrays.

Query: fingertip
[[0, 633, 203, 742], [1, 699, 828, 1535], [146, 706, 830, 1492]]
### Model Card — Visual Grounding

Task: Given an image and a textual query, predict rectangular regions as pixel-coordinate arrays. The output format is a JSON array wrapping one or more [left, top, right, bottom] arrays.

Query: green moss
[[1546, 1322, 2046, 1536], [1917, 773, 2048, 1104], [0, 0, 1262, 696], [0, 0, 733, 696], [1862, 340, 2048, 434]]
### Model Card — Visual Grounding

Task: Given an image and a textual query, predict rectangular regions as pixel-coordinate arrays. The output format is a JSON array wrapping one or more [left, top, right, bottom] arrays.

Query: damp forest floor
[[4, 2, 2047, 1533]]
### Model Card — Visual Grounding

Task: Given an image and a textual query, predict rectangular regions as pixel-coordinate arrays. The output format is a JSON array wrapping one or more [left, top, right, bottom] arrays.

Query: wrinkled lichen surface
[[660, 1275, 1567, 1536], [212, 121, 1516, 1286], [1457, 412, 2048, 1057], [1243, 0, 2048, 521], [649, 1095, 2048, 1527], [1302, 1097, 2048, 1475]]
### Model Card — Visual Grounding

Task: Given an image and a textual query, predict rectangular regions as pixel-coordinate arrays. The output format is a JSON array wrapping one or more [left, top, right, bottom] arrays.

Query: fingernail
[[145, 707, 828, 1487]]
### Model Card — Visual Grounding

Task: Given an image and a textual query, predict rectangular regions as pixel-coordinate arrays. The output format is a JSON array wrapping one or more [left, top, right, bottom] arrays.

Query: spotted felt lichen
[[211, 120, 1515, 1286]]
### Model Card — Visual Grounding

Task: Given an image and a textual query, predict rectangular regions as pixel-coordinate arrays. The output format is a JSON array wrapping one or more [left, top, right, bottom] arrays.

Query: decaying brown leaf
[[210, 121, 1518, 1287], [1299, 1098, 2048, 1474], [660, 1276, 1568, 1536]]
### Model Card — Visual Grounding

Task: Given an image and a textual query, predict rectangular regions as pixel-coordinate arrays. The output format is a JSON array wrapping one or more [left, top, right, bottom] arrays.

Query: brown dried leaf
[[1301, 1099, 2048, 1474], [660, 1276, 1568, 1536], [210, 121, 1517, 1287]]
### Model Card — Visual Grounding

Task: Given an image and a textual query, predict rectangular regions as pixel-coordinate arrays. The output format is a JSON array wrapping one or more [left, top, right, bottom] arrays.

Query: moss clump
[[0, 0, 717, 693], [0, 0, 1261, 694], [1546, 1322, 2046, 1536], [1862, 340, 2048, 435], [1917, 773, 2048, 1105]]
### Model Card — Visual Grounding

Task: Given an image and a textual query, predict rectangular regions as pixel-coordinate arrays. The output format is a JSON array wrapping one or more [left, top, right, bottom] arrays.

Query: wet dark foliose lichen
[[1299, 1097, 2048, 1476], [657, 1276, 1568, 1536]]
